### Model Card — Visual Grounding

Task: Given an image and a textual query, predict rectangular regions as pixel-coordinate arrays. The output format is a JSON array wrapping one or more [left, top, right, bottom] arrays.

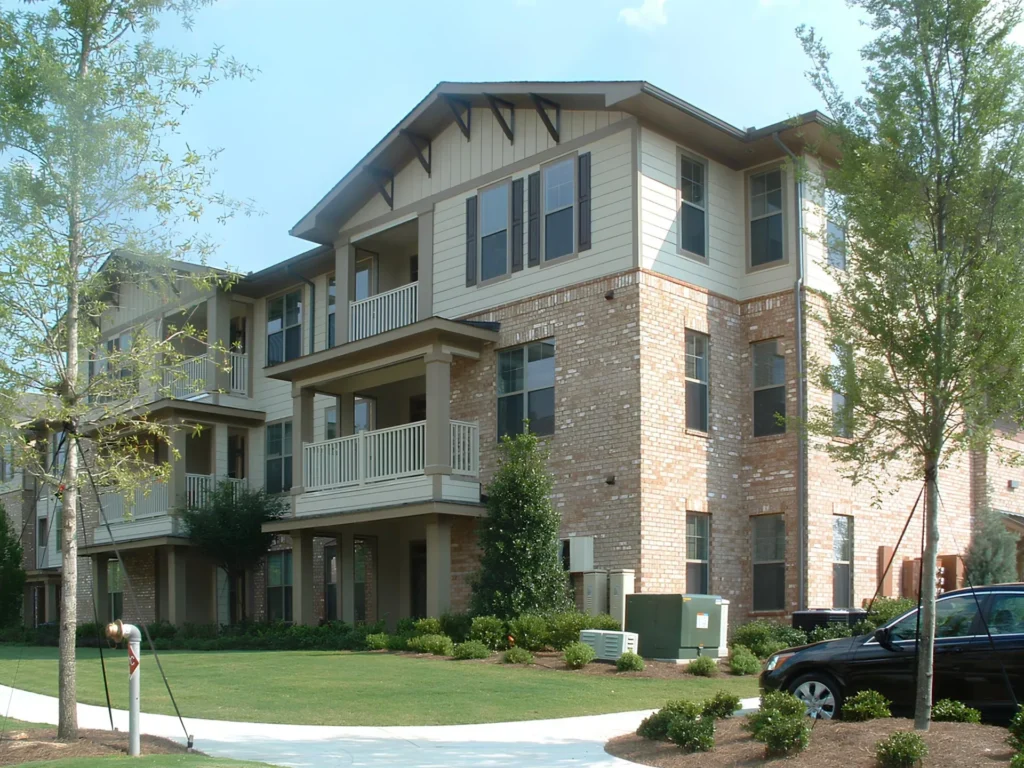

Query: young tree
[[800, 0, 1024, 729], [471, 431, 572, 619], [180, 481, 286, 623], [964, 507, 1019, 586], [0, 503, 26, 628], [0, 1, 251, 738]]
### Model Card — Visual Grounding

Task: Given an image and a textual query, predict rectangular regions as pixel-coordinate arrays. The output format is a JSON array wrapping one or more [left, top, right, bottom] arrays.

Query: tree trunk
[[914, 457, 941, 730]]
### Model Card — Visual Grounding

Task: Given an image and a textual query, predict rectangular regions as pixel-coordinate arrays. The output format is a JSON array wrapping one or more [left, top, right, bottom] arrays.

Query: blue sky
[[158, 0, 877, 273]]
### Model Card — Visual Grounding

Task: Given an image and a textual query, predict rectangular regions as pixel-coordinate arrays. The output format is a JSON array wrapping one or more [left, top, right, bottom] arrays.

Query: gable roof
[[290, 81, 835, 245]]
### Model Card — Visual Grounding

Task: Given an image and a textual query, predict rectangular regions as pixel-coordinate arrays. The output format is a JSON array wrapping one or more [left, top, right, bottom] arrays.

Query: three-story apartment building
[[21, 81, 1024, 631]]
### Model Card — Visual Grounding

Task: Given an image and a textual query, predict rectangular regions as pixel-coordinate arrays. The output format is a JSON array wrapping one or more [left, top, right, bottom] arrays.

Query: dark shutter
[[578, 152, 592, 252], [465, 195, 478, 286], [511, 178, 524, 272], [527, 171, 540, 267]]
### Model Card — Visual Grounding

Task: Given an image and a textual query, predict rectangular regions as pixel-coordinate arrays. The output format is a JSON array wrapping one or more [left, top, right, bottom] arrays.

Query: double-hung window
[[480, 183, 510, 281], [685, 332, 709, 432], [497, 340, 555, 438], [686, 512, 710, 594], [833, 515, 853, 608], [827, 219, 846, 270], [679, 153, 708, 258], [108, 559, 124, 621], [753, 514, 785, 611], [327, 277, 336, 348], [267, 289, 302, 365], [266, 550, 293, 622], [265, 421, 292, 494], [831, 345, 852, 438], [749, 169, 784, 267], [543, 157, 575, 261], [325, 406, 338, 441], [752, 340, 786, 436]]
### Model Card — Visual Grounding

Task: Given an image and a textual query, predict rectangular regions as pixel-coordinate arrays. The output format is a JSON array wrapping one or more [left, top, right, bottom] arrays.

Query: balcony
[[296, 420, 480, 518], [348, 282, 418, 342], [163, 352, 248, 400]]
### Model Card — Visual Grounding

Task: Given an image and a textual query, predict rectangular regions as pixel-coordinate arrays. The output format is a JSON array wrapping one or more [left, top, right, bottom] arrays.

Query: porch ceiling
[[81, 399, 266, 436], [80, 535, 191, 557], [264, 316, 499, 389], [263, 501, 485, 535]]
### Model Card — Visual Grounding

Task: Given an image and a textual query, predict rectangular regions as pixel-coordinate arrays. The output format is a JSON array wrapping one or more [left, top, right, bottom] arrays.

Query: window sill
[[751, 431, 788, 441], [685, 428, 710, 439], [477, 272, 512, 288], [539, 251, 579, 269], [746, 258, 790, 274], [677, 247, 708, 264]]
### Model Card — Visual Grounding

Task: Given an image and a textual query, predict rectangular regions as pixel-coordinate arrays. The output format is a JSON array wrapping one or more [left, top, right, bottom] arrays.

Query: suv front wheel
[[789, 672, 843, 719]]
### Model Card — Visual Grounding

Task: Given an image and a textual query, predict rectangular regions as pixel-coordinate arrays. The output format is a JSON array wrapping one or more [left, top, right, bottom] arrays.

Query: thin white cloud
[[619, 0, 670, 31]]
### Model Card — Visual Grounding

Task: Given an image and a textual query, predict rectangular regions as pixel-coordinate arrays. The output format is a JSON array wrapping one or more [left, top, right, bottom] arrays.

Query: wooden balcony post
[[166, 545, 188, 625], [417, 211, 433, 321], [425, 516, 452, 618], [292, 387, 315, 494], [206, 290, 232, 395], [92, 555, 110, 623], [170, 421, 187, 508], [291, 529, 315, 626], [334, 241, 353, 346], [424, 348, 452, 479]]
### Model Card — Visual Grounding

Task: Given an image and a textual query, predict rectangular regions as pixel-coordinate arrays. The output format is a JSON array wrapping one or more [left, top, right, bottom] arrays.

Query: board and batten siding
[[639, 126, 808, 302], [432, 125, 635, 318], [99, 278, 212, 335], [344, 109, 631, 232]]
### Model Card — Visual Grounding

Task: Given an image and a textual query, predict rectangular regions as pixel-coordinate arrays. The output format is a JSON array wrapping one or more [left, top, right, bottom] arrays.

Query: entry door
[[410, 541, 427, 619], [354, 251, 377, 301]]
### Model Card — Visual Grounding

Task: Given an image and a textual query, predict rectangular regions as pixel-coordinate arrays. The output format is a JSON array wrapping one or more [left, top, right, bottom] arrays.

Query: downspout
[[773, 132, 808, 612], [286, 267, 316, 355]]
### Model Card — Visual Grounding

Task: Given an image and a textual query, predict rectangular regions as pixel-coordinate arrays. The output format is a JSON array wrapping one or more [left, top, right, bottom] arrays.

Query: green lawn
[[17, 757, 271, 768], [0, 646, 758, 726]]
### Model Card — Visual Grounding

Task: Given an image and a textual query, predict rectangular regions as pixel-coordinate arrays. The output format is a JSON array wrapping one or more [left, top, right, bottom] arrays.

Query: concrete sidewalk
[[2, 684, 757, 767]]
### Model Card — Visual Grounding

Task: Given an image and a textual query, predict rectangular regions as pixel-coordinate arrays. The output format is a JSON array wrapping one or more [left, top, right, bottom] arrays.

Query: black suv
[[760, 584, 1024, 722]]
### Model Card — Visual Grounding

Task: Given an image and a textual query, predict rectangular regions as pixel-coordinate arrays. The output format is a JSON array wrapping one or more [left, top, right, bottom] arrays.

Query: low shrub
[[386, 633, 411, 651], [932, 698, 981, 724], [636, 700, 703, 741], [503, 646, 533, 664], [616, 651, 645, 672], [732, 619, 807, 659], [563, 641, 596, 669], [702, 691, 741, 720], [365, 632, 390, 651], [687, 655, 718, 677], [396, 617, 417, 636], [586, 613, 621, 631], [747, 692, 807, 741], [507, 613, 548, 652], [863, 597, 916, 631], [413, 617, 443, 636], [808, 623, 854, 643], [875, 731, 928, 768], [843, 689, 891, 722], [1011, 753, 1024, 768], [439, 612, 472, 643], [469, 615, 506, 650], [546, 611, 588, 650], [146, 620, 178, 641], [761, 715, 810, 757], [1011, 706, 1024, 751], [666, 714, 715, 754], [406, 633, 454, 656], [453, 640, 491, 660], [728, 645, 760, 676]]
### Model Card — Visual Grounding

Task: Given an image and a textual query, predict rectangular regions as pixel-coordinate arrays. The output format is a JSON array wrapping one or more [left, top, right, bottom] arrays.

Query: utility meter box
[[582, 570, 608, 615], [625, 594, 725, 660]]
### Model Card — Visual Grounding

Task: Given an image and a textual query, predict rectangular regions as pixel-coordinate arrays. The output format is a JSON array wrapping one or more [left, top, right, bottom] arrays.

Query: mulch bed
[[605, 717, 1016, 766], [0, 724, 190, 766], [399, 649, 711, 679]]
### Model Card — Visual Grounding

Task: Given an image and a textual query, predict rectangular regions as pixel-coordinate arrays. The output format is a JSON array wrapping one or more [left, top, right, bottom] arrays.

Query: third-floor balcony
[[348, 282, 418, 342], [163, 352, 249, 400]]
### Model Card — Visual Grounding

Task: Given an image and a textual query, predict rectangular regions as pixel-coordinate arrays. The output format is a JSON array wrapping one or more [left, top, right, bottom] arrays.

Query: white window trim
[[752, 513, 786, 612], [685, 511, 711, 594], [265, 419, 293, 494], [752, 339, 786, 437], [540, 152, 579, 265], [266, 287, 304, 365], [497, 339, 556, 438], [745, 165, 790, 273], [684, 330, 710, 434], [477, 178, 513, 285], [677, 148, 710, 263]]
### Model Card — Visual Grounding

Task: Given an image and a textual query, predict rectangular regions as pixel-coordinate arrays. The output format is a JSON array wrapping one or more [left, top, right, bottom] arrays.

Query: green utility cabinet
[[625, 594, 724, 660]]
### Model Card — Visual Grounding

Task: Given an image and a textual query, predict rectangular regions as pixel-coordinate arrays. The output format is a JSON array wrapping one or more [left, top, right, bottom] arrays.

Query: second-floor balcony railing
[[303, 419, 479, 492], [100, 473, 245, 521], [348, 281, 418, 342], [163, 352, 248, 399]]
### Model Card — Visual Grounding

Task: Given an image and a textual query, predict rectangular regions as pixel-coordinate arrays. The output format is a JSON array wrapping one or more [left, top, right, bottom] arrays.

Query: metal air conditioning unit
[[579, 629, 639, 661]]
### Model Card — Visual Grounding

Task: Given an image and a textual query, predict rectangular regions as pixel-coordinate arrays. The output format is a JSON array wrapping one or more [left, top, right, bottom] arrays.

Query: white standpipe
[[106, 619, 142, 756]]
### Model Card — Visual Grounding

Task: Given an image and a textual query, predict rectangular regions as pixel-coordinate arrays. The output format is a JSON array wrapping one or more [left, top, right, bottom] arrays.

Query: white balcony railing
[[164, 354, 211, 399], [303, 419, 479, 492], [348, 281, 418, 342], [100, 481, 171, 522], [229, 352, 248, 395]]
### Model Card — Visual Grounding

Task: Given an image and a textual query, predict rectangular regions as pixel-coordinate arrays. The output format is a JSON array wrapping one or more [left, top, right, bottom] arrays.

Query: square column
[[92, 556, 110, 623], [425, 517, 452, 618], [291, 530, 315, 625], [424, 349, 452, 478], [291, 388, 314, 494], [417, 212, 434, 321], [339, 393, 355, 437], [166, 546, 188, 625], [213, 422, 229, 480], [334, 242, 353, 346], [170, 421, 187, 507], [206, 290, 232, 395], [339, 531, 355, 624], [45, 581, 59, 623]]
